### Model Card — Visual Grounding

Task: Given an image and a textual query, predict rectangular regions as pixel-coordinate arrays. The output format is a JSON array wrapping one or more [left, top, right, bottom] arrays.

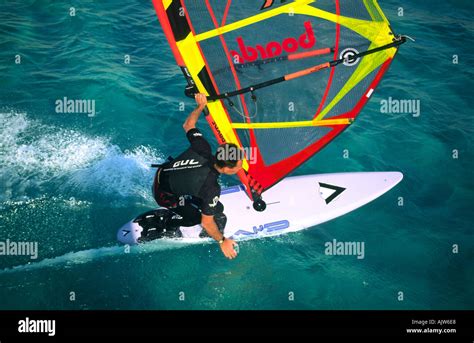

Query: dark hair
[[215, 143, 242, 168]]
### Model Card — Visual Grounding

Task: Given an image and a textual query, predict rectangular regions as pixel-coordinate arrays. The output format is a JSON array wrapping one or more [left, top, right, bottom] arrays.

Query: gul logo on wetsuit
[[230, 21, 316, 63], [164, 159, 203, 172], [172, 159, 200, 168]]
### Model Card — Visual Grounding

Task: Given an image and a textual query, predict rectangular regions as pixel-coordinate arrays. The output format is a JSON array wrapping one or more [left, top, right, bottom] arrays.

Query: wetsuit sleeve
[[199, 177, 221, 216], [186, 128, 212, 159]]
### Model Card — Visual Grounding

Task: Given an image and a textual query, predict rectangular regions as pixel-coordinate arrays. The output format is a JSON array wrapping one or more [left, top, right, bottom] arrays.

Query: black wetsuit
[[152, 128, 225, 230]]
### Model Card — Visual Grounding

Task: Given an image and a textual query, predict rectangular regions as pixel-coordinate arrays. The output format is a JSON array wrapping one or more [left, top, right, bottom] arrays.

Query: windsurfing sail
[[152, 0, 407, 209]]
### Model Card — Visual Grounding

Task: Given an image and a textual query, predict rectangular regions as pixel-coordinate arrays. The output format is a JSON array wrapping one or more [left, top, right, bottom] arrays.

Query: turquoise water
[[0, 0, 473, 310]]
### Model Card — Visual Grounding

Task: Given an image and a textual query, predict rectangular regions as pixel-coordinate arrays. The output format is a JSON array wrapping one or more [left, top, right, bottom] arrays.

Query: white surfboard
[[117, 172, 403, 245]]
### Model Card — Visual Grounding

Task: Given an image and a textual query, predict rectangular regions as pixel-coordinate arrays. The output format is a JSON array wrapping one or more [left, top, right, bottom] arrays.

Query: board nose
[[117, 222, 142, 245], [384, 172, 404, 185]]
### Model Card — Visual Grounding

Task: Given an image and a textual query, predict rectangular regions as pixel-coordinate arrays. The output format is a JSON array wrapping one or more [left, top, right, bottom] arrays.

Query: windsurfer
[[153, 94, 241, 259]]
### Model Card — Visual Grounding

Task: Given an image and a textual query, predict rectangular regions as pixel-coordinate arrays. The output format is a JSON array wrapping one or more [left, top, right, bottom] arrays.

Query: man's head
[[214, 143, 243, 175]]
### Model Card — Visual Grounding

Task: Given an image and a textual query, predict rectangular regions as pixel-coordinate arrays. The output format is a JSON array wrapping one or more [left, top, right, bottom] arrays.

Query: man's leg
[[153, 187, 226, 235], [148, 187, 184, 239], [169, 196, 202, 227], [153, 182, 203, 226], [172, 197, 227, 233]]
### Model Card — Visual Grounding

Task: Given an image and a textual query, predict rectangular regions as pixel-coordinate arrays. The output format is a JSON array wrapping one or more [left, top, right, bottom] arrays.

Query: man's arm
[[201, 214, 224, 241], [201, 214, 238, 260], [183, 93, 207, 133]]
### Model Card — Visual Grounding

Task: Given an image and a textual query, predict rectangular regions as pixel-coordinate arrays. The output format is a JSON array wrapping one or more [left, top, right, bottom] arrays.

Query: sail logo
[[211, 120, 226, 142], [232, 220, 289, 237], [172, 159, 199, 168], [230, 21, 316, 63]]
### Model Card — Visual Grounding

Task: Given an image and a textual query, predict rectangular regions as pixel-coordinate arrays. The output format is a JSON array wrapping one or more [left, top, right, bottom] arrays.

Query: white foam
[[1, 195, 91, 210], [0, 240, 194, 275], [1, 111, 109, 175], [66, 145, 164, 201], [0, 110, 163, 202]]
